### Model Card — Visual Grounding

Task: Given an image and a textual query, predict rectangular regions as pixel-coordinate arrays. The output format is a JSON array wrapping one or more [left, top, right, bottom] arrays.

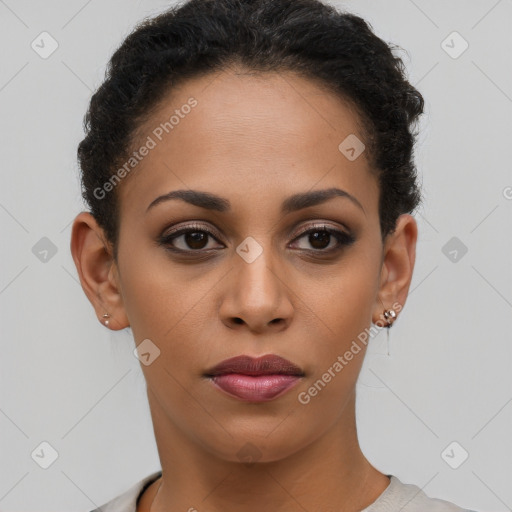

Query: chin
[[196, 424, 313, 465]]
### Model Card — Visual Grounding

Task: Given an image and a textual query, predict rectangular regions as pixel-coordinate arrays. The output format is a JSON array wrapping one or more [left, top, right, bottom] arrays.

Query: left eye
[[290, 226, 355, 252]]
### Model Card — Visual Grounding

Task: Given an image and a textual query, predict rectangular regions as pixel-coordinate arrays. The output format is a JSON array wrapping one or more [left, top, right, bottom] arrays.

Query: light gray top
[[88, 470, 477, 512]]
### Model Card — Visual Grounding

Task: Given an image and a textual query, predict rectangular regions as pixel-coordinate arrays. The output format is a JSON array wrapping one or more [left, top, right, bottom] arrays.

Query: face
[[73, 66, 416, 463]]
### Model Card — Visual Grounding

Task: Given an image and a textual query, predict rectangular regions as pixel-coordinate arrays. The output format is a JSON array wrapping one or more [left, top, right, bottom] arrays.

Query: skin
[[71, 65, 417, 512]]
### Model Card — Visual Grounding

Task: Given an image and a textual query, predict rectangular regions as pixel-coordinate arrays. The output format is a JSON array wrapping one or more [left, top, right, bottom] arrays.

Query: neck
[[140, 388, 390, 512]]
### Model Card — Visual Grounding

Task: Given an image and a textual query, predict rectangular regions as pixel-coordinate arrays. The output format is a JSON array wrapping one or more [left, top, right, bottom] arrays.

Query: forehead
[[119, 67, 378, 219]]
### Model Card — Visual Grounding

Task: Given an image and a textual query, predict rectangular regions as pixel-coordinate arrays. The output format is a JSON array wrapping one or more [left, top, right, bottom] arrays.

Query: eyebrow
[[146, 187, 365, 215]]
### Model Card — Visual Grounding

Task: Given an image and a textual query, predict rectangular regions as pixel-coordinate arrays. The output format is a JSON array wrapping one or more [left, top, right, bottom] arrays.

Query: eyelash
[[157, 222, 356, 256]]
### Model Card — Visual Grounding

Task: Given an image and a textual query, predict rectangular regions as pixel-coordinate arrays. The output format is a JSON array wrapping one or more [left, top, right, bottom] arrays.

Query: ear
[[70, 211, 129, 330], [372, 214, 418, 326]]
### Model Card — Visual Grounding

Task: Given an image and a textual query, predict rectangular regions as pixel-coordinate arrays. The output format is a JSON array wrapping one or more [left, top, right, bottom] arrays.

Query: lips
[[204, 354, 305, 402], [204, 354, 305, 377]]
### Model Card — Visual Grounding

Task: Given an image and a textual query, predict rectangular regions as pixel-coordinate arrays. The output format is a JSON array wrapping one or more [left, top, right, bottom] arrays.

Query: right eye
[[158, 223, 225, 253]]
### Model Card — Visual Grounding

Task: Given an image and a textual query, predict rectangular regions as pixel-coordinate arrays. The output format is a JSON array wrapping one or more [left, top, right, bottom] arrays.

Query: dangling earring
[[382, 308, 396, 356], [102, 313, 110, 327]]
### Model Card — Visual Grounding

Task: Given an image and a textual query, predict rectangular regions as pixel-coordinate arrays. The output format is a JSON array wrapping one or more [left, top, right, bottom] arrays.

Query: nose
[[219, 245, 294, 334]]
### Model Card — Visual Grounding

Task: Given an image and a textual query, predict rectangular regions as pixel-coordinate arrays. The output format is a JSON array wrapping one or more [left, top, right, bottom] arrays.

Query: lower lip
[[208, 374, 301, 402]]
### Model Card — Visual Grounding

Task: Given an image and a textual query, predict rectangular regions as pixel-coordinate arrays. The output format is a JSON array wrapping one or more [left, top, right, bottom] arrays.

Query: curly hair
[[77, 0, 424, 258]]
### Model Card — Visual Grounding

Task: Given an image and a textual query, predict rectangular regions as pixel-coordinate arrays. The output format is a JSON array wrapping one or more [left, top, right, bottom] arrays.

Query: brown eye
[[181, 231, 209, 250], [158, 224, 224, 253], [290, 225, 355, 253], [307, 230, 331, 250]]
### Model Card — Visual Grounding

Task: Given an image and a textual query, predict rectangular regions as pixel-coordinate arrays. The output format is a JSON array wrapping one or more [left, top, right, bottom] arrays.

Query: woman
[[70, 0, 477, 510]]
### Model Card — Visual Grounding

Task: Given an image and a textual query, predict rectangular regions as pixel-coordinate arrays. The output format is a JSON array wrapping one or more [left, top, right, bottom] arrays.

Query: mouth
[[204, 354, 305, 402]]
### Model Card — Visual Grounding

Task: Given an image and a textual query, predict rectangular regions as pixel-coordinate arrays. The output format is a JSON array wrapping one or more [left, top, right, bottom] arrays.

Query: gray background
[[1, 0, 511, 510]]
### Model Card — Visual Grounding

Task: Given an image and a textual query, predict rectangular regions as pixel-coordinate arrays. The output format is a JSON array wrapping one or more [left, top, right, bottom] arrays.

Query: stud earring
[[102, 313, 110, 327], [383, 308, 397, 327]]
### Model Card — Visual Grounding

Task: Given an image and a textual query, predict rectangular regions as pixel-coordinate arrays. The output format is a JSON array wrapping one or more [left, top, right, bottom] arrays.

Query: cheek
[[120, 263, 209, 346], [314, 248, 380, 328], [117, 240, 220, 367], [299, 248, 381, 374], [118, 254, 215, 411]]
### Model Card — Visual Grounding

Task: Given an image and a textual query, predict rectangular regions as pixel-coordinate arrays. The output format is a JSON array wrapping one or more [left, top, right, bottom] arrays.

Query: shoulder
[[362, 475, 478, 512], [87, 470, 162, 512]]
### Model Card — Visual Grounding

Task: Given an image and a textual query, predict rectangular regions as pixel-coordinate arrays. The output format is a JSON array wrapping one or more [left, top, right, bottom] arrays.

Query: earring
[[383, 308, 397, 326], [102, 313, 110, 327], [382, 308, 396, 356]]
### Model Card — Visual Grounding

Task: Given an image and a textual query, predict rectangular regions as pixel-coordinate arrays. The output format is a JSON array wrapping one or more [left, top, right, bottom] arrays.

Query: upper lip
[[204, 354, 305, 377]]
